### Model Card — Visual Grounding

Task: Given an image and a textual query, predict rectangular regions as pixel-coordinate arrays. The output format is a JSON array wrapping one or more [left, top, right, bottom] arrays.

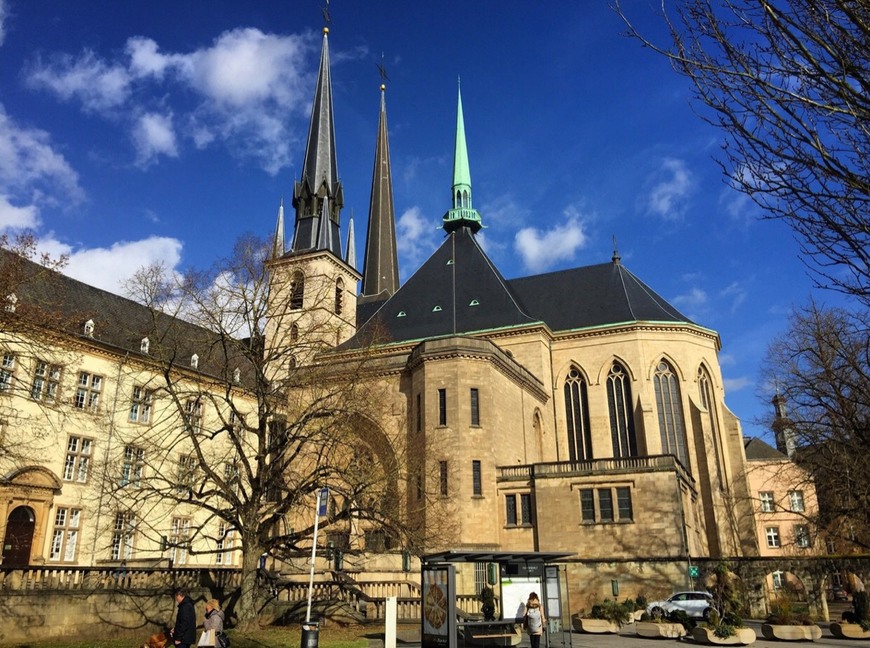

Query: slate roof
[[347, 229, 694, 347], [1, 249, 253, 383], [744, 437, 789, 461]]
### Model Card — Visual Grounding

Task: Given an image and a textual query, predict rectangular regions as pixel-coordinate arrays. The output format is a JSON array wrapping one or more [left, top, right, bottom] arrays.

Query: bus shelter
[[420, 551, 575, 648]]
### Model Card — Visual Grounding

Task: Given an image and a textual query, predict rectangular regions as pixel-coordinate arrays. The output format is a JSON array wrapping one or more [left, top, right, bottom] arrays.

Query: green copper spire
[[443, 82, 482, 233]]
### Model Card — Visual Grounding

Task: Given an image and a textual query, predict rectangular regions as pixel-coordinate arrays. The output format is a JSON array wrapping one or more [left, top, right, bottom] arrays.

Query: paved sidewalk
[[382, 620, 864, 648]]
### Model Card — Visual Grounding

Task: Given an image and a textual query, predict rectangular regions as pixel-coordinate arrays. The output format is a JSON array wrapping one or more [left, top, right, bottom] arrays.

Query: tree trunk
[[235, 538, 265, 630]]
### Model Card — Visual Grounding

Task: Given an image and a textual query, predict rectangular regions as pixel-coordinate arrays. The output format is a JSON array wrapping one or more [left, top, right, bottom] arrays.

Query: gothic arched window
[[698, 366, 723, 487], [654, 360, 689, 468], [290, 271, 304, 310], [564, 368, 593, 462], [607, 361, 637, 458], [290, 324, 299, 342]]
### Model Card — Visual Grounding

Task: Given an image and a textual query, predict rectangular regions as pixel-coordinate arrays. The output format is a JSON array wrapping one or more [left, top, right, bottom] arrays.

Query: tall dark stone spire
[[290, 27, 344, 257], [361, 84, 399, 299]]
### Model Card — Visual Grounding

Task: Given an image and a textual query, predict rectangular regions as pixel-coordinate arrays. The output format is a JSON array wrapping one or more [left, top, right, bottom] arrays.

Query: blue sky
[[0, 1, 836, 442]]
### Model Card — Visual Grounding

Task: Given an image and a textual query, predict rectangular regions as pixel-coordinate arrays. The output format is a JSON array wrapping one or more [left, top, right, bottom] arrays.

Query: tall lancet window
[[334, 277, 344, 315], [698, 367, 723, 487], [564, 368, 593, 462], [607, 361, 637, 458], [290, 271, 305, 310], [654, 360, 689, 469]]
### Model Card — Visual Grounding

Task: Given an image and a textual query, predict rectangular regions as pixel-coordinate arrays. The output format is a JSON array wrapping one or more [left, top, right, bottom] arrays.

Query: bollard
[[301, 621, 319, 648]]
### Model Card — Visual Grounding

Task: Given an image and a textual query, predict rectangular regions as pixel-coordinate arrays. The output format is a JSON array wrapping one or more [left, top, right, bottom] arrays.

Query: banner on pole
[[317, 487, 329, 517]]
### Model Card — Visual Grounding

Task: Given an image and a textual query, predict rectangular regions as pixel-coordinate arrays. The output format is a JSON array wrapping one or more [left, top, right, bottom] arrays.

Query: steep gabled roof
[[744, 437, 790, 461], [347, 227, 537, 346], [508, 261, 693, 332]]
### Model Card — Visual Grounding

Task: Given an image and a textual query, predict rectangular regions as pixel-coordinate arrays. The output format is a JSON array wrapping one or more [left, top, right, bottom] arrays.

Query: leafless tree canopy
[[618, 1, 870, 305], [762, 302, 870, 549]]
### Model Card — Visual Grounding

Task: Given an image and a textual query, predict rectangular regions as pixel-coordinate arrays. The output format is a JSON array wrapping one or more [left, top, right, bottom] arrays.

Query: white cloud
[[723, 376, 751, 392], [133, 112, 178, 165], [514, 205, 588, 273], [0, 194, 39, 230], [25, 28, 315, 173], [49, 236, 184, 296], [26, 51, 132, 113], [397, 206, 440, 275], [0, 105, 85, 209], [718, 353, 736, 367], [484, 193, 529, 229], [672, 287, 707, 309], [646, 157, 694, 220], [720, 281, 747, 313]]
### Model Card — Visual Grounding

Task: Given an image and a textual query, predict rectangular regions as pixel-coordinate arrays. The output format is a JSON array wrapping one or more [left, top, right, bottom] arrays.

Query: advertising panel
[[421, 564, 456, 648]]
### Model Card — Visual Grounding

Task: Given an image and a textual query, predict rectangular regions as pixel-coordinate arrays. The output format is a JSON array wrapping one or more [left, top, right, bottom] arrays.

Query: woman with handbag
[[523, 592, 546, 648], [202, 599, 226, 648]]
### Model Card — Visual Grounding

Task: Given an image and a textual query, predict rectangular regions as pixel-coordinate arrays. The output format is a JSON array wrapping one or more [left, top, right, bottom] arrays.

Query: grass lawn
[[0, 623, 376, 648]]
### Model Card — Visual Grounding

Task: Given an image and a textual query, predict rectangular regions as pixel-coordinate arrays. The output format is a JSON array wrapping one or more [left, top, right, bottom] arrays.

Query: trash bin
[[301, 622, 319, 648]]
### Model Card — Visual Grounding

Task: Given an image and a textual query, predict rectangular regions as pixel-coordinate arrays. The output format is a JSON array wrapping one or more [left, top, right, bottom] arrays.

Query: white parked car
[[646, 591, 716, 620]]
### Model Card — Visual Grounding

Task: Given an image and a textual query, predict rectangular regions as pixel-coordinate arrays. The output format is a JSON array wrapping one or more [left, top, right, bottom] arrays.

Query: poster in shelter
[[422, 565, 456, 648]]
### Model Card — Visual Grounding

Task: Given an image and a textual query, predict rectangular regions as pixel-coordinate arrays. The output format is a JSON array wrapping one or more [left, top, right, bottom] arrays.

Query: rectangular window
[[795, 525, 811, 548], [111, 511, 135, 560], [616, 487, 633, 521], [176, 454, 197, 494], [598, 488, 614, 522], [129, 386, 153, 424], [169, 517, 191, 565], [0, 352, 15, 392], [772, 571, 784, 590], [470, 388, 480, 426], [120, 445, 144, 487], [74, 372, 103, 410], [63, 436, 93, 483], [438, 388, 447, 426], [520, 493, 532, 525], [788, 490, 805, 513], [472, 460, 482, 496], [31, 360, 61, 402], [223, 461, 239, 493], [439, 460, 448, 496], [759, 491, 775, 513], [505, 494, 517, 526], [416, 393, 422, 432], [49, 507, 81, 562], [185, 398, 203, 433], [580, 489, 595, 522], [216, 522, 233, 565], [766, 526, 781, 548]]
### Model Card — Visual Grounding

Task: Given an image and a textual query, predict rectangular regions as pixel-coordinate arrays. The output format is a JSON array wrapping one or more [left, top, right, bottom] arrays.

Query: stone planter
[[571, 617, 620, 634], [691, 626, 756, 645], [635, 621, 687, 639], [829, 622, 870, 640], [760, 624, 821, 641]]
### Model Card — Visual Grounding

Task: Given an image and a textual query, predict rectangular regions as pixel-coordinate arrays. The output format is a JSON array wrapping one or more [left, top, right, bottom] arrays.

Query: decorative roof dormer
[[5, 293, 17, 313], [443, 83, 482, 234], [190, 354, 199, 370], [83, 319, 94, 337], [141, 337, 150, 354]]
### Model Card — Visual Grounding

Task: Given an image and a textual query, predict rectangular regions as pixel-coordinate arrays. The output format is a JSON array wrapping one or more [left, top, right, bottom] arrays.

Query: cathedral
[[0, 25, 762, 608]]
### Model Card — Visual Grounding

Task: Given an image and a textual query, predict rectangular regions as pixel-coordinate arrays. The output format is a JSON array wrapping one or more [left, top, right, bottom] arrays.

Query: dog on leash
[[140, 632, 168, 648]]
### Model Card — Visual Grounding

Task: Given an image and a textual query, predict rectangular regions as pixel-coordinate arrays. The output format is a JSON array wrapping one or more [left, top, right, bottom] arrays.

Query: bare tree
[[102, 235, 414, 629], [617, 1, 870, 305], [761, 301, 870, 550]]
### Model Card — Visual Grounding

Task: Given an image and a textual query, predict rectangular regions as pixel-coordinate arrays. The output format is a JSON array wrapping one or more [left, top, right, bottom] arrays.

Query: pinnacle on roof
[[361, 83, 400, 299], [272, 197, 285, 258], [443, 82, 482, 233], [290, 27, 344, 257]]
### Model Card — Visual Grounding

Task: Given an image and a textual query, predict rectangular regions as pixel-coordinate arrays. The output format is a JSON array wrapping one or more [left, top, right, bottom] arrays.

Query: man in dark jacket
[[171, 588, 197, 648]]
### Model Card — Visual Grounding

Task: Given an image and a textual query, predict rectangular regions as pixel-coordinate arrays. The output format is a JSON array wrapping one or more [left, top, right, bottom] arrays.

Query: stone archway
[[1, 506, 36, 566]]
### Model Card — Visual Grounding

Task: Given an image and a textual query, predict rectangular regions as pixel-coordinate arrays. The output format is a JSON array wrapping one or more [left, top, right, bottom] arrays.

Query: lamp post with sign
[[303, 486, 329, 645]]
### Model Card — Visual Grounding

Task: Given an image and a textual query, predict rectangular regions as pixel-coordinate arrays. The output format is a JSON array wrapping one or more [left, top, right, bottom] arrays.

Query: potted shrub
[[692, 610, 756, 646], [572, 598, 631, 633], [830, 590, 870, 639], [760, 592, 821, 641]]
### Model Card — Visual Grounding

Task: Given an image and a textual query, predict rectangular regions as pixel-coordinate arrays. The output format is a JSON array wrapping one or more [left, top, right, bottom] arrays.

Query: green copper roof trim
[[443, 83, 482, 233]]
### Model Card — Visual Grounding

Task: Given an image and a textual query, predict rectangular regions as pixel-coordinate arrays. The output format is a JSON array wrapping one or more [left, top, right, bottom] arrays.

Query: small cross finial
[[377, 53, 389, 86], [611, 235, 621, 264], [321, 0, 331, 27]]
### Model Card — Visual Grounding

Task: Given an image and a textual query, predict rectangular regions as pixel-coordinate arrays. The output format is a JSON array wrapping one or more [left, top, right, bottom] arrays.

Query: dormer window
[[233, 368, 241, 384], [83, 319, 95, 336], [140, 337, 150, 354], [469, 299, 480, 306], [190, 354, 199, 369], [432, 305, 442, 312], [4, 294, 17, 313]]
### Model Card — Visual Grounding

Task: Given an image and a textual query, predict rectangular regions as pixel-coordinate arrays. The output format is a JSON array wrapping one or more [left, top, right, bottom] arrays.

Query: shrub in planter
[[667, 609, 697, 632], [589, 598, 633, 627]]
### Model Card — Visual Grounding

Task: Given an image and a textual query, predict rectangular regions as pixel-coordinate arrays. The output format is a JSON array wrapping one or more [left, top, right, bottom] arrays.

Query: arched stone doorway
[[2, 506, 36, 566]]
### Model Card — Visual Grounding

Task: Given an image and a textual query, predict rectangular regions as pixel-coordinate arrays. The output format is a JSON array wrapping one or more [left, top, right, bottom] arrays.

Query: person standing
[[204, 599, 225, 646], [524, 592, 546, 648], [171, 588, 197, 648]]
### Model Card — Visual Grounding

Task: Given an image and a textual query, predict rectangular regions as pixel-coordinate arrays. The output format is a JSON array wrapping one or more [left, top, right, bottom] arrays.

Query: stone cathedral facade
[[0, 25, 763, 605]]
